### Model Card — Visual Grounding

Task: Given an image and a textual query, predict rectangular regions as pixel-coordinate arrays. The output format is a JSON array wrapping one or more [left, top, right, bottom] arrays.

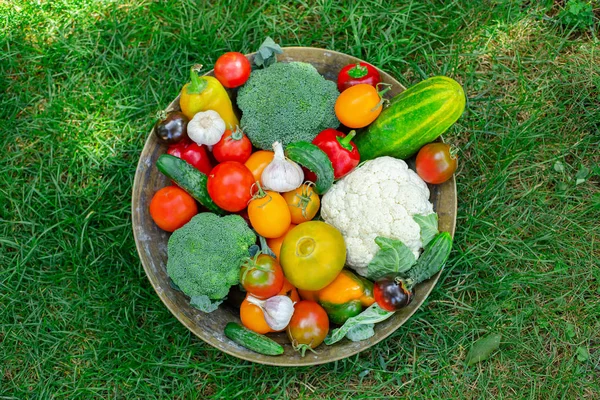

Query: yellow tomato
[[248, 190, 291, 238], [334, 83, 383, 128], [244, 151, 275, 182], [240, 296, 272, 334], [280, 221, 346, 290], [282, 184, 320, 224], [266, 223, 296, 260]]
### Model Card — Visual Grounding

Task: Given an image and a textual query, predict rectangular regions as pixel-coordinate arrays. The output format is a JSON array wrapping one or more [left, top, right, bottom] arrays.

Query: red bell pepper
[[337, 62, 381, 92], [311, 129, 360, 179], [167, 138, 213, 175]]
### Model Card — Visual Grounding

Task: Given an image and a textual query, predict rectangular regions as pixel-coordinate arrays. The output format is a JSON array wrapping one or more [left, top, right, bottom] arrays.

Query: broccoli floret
[[237, 61, 340, 149], [167, 213, 256, 303]]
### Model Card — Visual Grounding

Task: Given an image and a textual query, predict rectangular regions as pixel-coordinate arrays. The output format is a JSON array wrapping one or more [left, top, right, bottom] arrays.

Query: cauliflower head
[[321, 156, 434, 277]]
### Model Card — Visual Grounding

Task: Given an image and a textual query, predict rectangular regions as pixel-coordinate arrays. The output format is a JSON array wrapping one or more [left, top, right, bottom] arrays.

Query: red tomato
[[240, 254, 285, 299], [167, 139, 213, 175], [214, 52, 251, 88], [149, 186, 198, 232], [415, 143, 458, 184], [212, 129, 252, 163], [207, 161, 255, 212], [287, 301, 329, 353]]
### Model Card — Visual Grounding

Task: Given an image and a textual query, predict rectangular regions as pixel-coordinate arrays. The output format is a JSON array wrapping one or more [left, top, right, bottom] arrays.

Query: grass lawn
[[1, 0, 599, 398]]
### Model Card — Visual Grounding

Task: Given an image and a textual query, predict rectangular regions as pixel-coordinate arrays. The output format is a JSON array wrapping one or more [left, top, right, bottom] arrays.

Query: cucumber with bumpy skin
[[224, 322, 284, 356], [404, 231, 453, 286], [285, 141, 334, 194], [156, 154, 225, 214]]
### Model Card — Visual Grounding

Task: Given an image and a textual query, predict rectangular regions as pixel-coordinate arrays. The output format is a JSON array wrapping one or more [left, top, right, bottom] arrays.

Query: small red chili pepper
[[337, 62, 381, 93], [311, 128, 360, 179], [167, 138, 213, 175]]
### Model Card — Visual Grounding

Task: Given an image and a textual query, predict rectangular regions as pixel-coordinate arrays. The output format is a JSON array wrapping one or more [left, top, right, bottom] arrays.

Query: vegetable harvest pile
[[147, 38, 465, 356]]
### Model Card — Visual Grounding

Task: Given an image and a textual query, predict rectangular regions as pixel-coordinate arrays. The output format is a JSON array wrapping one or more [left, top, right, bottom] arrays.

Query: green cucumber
[[156, 154, 225, 215], [405, 231, 453, 286], [285, 141, 334, 194], [224, 322, 284, 356], [355, 76, 465, 161]]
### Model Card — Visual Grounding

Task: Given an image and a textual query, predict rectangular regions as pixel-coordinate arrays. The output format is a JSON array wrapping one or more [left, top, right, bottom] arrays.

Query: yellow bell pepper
[[298, 269, 375, 324], [179, 65, 239, 130]]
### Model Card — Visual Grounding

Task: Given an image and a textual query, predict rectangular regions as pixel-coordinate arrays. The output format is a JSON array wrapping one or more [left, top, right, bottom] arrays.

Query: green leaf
[[259, 236, 276, 258], [576, 346, 589, 362], [324, 304, 394, 345], [366, 237, 416, 280], [253, 37, 283, 68], [414, 213, 439, 247], [553, 161, 565, 173], [346, 323, 375, 342], [575, 166, 590, 185], [465, 332, 502, 366], [248, 244, 260, 257], [190, 295, 223, 313]]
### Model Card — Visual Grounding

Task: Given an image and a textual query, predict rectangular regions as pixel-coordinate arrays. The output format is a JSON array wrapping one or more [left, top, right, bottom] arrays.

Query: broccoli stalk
[[237, 61, 340, 149]]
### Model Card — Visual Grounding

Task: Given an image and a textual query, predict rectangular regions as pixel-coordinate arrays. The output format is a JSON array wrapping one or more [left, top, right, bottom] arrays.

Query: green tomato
[[279, 221, 346, 291]]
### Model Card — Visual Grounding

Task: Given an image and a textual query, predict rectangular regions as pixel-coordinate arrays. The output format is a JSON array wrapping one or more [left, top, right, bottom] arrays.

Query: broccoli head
[[237, 61, 340, 149], [166, 213, 256, 302]]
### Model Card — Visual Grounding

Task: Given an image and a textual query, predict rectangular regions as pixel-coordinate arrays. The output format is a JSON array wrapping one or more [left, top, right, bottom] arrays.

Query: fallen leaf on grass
[[465, 332, 502, 366]]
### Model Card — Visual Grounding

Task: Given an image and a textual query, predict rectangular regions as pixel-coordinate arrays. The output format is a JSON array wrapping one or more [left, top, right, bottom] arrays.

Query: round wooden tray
[[131, 47, 457, 366]]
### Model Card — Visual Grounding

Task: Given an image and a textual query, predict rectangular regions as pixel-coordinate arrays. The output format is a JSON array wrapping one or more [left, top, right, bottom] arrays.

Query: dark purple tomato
[[373, 275, 414, 311], [154, 111, 189, 144]]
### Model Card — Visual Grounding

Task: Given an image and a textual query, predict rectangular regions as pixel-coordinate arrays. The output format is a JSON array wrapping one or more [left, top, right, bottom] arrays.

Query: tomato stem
[[370, 83, 392, 112], [155, 109, 168, 121], [230, 126, 244, 141], [187, 65, 208, 94], [336, 130, 356, 152], [292, 340, 317, 357]]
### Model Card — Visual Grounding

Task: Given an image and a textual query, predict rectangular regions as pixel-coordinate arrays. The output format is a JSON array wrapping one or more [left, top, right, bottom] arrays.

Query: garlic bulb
[[247, 295, 294, 331], [261, 141, 304, 192], [187, 110, 226, 146]]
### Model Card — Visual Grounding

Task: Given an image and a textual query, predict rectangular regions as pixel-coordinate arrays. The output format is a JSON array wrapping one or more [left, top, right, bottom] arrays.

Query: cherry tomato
[[337, 62, 381, 92], [415, 143, 458, 184], [207, 161, 255, 212], [335, 84, 383, 129], [266, 223, 296, 260], [373, 275, 414, 312], [240, 295, 272, 334], [248, 190, 291, 238], [287, 301, 329, 352], [214, 52, 251, 88], [278, 278, 301, 303], [240, 254, 284, 299], [149, 186, 198, 232], [167, 139, 213, 175], [212, 129, 253, 164], [153, 111, 188, 144], [282, 184, 320, 224], [244, 150, 274, 182]]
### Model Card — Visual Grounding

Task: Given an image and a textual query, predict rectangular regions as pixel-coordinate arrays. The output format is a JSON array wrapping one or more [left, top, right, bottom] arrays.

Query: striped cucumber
[[355, 76, 465, 161], [156, 154, 225, 215], [224, 322, 284, 356]]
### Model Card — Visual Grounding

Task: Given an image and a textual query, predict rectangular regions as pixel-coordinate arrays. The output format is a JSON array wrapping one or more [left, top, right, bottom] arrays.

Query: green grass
[[1, 0, 599, 398]]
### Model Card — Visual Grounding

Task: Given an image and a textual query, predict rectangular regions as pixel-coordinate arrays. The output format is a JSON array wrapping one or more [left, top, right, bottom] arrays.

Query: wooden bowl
[[132, 47, 457, 366]]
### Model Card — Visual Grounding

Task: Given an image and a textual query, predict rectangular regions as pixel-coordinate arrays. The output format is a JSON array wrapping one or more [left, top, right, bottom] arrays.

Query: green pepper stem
[[187, 65, 208, 94], [336, 130, 356, 152], [347, 63, 368, 79]]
